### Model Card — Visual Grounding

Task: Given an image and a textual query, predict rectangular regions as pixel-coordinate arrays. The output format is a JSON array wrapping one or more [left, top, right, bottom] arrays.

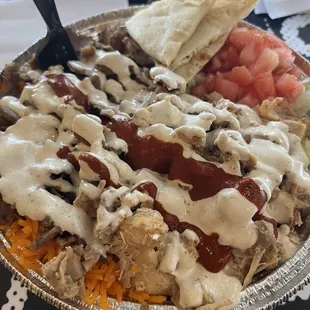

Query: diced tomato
[[192, 84, 207, 98], [229, 28, 253, 51], [220, 59, 231, 71], [226, 46, 240, 68], [274, 47, 295, 70], [229, 28, 279, 52], [273, 67, 287, 76], [239, 43, 263, 67], [275, 73, 305, 103], [239, 83, 256, 98], [238, 93, 260, 107], [253, 71, 276, 101], [250, 48, 280, 76], [202, 26, 300, 106], [222, 71, 233, 81], [218, 46, 229, 61], [251, 30, 275, 49], [230, 66, 254, 87], [215, 77, 240, 101], [268, 33, 287, 48], [207, 55, 222, 72], [216, 71, 225, 78], [288, 66, 303, 79], [273, 75, 282, 83], [204, 73, 216, 93]]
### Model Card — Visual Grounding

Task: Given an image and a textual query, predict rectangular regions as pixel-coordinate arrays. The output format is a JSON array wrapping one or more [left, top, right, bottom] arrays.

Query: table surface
[[1, 1, 310, 310]]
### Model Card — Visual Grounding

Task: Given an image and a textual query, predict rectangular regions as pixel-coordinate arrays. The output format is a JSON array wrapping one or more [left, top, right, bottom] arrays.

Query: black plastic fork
[[33, 0, 78, 71]]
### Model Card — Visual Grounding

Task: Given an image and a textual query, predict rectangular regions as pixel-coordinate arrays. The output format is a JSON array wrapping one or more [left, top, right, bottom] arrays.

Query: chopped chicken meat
[[277, 225, 300, 263], [265, 191, 295, 225], [42, 246, 99, 299], [95, 188, 154, 246], [257, 98, 281, 121], [0, 194, 17, 225], [73, 181, 102, 218], [115, 208, 168, 248], [232, 221, 279, 287], [109, 208, 174, 296]]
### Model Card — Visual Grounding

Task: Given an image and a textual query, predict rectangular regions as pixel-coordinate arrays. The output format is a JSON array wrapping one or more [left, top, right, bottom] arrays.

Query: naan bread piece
[[173, 0, 259, 81], [126, 0, 216, 67]]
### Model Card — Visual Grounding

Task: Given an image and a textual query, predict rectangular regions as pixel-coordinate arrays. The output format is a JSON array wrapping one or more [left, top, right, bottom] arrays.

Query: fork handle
[[33, 0, 63, 33]]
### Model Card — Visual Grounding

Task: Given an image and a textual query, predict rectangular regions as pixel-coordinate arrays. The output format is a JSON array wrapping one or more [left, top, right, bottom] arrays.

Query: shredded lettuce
[[302, 79, 310, 91], [292, 89, 310, 116]]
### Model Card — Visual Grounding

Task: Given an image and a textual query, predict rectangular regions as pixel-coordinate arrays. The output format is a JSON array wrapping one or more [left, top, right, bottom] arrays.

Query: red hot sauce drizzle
[[134, 181, 158, 200], [253, 213, 278, 238], [104, 118, 267, 206], [57, 145, 80, 171], [54, 92, 274, 273], [102, 118, 277, 272], [135, 181, 232, 273], [79, 153, 116, 187], [156, 202, 232, 273], [46, 74, 90, 112]]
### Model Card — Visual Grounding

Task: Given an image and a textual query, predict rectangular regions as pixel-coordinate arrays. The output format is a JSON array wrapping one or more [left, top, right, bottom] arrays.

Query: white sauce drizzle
[[135, 170, 258, 250], [0, 133, 94, 243], [160, 231, 242, 308], [150, 66, 187, 92], [0, 49, 309, 310]]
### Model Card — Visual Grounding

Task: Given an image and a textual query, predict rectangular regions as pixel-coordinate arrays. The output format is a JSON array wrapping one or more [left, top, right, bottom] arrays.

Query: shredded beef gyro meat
[[30, 218, 62, 249], [0, 194, 17, 225], [98, 22, 154, 67], [0, 63, 25, 96], [42, 245, 99, 299], [0, 106, 20, 131], [31, 226, 62, 249]]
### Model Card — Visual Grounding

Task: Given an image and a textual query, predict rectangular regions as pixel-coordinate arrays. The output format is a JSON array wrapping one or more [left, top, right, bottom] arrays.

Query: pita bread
[[126, 0, 258, 83], [126, 0, 216, 67], [173, 0, 259, 81], [174, 33, 229, 81]]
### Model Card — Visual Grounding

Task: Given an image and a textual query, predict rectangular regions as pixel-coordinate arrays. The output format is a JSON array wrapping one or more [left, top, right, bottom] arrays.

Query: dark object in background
[[33, 0, 78, 70]]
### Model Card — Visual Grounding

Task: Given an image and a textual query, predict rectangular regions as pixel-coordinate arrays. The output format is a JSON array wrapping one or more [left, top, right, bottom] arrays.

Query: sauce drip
[[169, 156, 267, 208], [79, 153, 116, 187], [253, 213, 278, 238], [57, 145, 80, 171], [46, 74, 90, 112], [135, 181, 232, 273], [157, 202, 232, 273], [134, 181, 158, 199]]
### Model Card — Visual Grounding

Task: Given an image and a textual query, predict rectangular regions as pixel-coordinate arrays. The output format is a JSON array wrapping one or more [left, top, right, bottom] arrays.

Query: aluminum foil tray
[[1, 6, 310, 310]]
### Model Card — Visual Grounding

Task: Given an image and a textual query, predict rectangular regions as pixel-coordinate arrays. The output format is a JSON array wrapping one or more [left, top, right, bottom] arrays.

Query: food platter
[[1, 5, 310, 310]]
